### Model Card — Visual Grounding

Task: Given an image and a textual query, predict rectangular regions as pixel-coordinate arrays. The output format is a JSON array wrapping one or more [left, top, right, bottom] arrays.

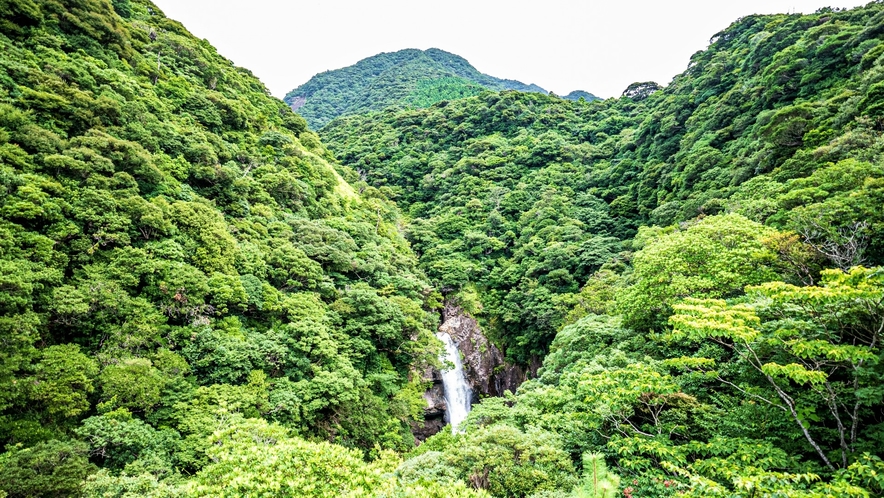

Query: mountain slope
[[0, 0, 462, 495], [284, 48, 597, 129], [318, 5, 884, 495], [3, 0, 884, 496], [321, 4, 884, 362]]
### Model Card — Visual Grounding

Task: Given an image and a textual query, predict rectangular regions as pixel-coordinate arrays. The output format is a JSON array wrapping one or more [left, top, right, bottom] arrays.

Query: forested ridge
[[321, 3, 884, 496], [0, 0, 883, 497], [322, 4, 884, 363], [284, 48, 598, 130], [0, 0, 466, 495]]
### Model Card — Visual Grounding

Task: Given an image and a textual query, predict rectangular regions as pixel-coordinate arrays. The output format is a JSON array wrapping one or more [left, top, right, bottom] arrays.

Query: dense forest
[[0, 0, 883, 497], [284, 48, 598, 130], [0, 0, 461, 495], [322, 5, 884, 364]]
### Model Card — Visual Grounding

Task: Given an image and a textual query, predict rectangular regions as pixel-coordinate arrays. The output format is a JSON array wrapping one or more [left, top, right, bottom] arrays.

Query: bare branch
[[799, 220, 869, 271]]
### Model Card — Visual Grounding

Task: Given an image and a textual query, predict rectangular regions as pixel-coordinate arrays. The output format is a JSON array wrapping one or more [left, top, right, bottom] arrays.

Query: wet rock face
[[413, 300, 527, 441], [413, 379, 446, 441], [438, 301, 526, 399], [423, 378, 447, 418]]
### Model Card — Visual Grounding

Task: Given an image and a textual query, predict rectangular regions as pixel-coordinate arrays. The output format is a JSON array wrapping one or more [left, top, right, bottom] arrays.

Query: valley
[[0, 1, 882, 497]]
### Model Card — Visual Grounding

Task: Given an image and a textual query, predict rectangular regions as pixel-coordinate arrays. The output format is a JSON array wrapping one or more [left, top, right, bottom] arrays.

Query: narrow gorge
[[417, 302, 528, 438]]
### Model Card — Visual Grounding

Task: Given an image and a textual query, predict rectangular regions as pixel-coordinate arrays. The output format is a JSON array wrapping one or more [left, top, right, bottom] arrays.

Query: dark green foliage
[[562, 90, 600, 102], [407, 77, 487, 107], [321, 3, 884, 362], [620, 81, 661, 100], [110, 0, 131, 18], [0, 439, 97, 498], [322, 91, 631, 362], [284, 48, 589, 129]]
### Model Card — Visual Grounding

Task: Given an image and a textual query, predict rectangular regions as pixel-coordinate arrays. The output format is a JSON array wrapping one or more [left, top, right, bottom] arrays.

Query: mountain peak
[[284, 48, 597, 129]]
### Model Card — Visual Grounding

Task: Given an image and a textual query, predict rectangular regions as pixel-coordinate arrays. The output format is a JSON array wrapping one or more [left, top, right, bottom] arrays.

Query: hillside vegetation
[[318, 3, 884, 496], [284, 48, 598, 130], [1, 0, 883, 497], [0, 0, 469, 495], [323, 5, 884, 362]]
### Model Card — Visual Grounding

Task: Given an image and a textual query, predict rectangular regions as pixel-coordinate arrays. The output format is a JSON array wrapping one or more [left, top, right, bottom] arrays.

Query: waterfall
[[436, 331, 472, 433]]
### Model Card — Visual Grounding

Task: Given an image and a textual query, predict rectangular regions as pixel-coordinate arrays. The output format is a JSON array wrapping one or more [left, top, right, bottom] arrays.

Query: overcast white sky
[[152, 0, 868, 99]]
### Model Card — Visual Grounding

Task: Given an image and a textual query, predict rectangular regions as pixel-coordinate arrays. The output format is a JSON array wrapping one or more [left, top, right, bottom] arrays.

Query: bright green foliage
[[399, 424, 577, 497], [0, 0, 440, 494], [669, 266, 884, 471], [620, 214, 781, 331], [184, 418, 384, 497], [178, 417, 487, 497], [74, 408, 177, 470], [0, 312, 41, 412], [577, 453, 620, 498], [98, 358, 166, 412], [450, 425, 577, 497], [679, 457, 878, 498], [29, 345, 99, 419], [84, 469, 181, 498], [564, 269, 623, 324], [0, 439, 96, 498], [441, 262, 884, 496], [78, 416, 488, 497]]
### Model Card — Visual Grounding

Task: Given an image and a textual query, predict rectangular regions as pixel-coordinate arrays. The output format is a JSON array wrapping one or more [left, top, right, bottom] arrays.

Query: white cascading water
[[436, 331, 472, 433]]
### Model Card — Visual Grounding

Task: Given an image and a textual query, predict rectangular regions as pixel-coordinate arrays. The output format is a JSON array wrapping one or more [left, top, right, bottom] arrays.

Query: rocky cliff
[[415, 301, 527, 440], [413, 367, 447, 441], [439, 302, 526, 398]]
